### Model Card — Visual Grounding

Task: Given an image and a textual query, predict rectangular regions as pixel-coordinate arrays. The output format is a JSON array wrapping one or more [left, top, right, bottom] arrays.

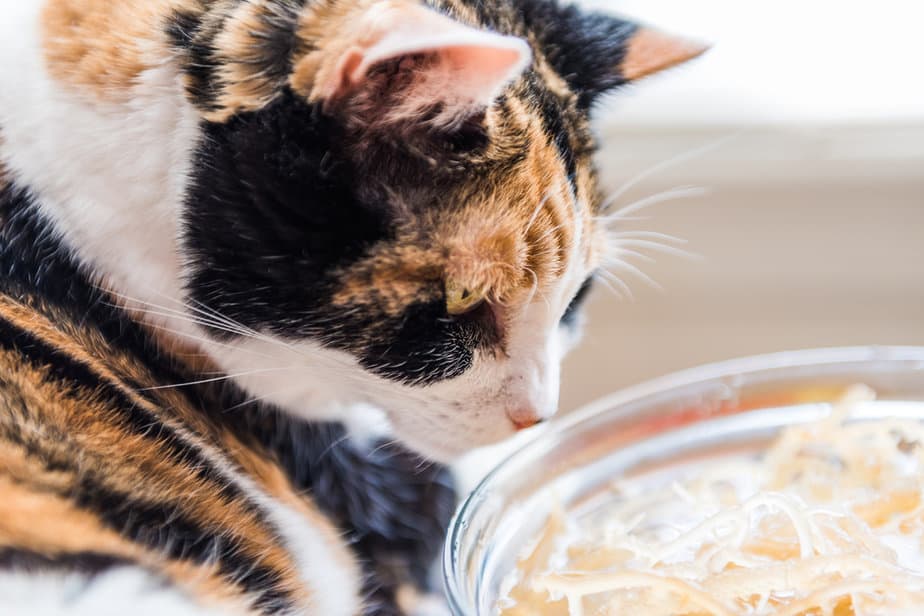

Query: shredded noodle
[[498, 386, 924, 615]]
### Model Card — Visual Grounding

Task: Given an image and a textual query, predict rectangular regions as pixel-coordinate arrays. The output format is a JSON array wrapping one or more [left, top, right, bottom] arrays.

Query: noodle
[[498, 386, 924, 615]]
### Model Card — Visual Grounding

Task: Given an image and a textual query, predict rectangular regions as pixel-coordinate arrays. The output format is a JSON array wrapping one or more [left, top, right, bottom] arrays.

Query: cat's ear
[[293, 1, 531, 128], [525, 2, 708, 107], [619, 28, 710, 83]]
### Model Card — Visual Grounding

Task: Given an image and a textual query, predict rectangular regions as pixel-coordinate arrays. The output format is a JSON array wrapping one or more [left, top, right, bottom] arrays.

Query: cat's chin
[[389, 430, 505, 463], [195, 328, 557, 462], [382, 409, 520, 463]]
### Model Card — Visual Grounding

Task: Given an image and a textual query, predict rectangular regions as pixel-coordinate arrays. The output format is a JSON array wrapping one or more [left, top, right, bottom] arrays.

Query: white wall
[[560, 0, 924, 412]]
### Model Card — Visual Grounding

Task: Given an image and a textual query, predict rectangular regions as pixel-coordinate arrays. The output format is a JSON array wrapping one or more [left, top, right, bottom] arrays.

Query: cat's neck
[[0, 3, 359, 423], [0, 2, 190, 329], [0, 176, 456, 611]]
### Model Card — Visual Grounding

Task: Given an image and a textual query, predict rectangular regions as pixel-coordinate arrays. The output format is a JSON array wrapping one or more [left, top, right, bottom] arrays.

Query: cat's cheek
[[377, 364, 559, 461], [373, 368, 517, 461]]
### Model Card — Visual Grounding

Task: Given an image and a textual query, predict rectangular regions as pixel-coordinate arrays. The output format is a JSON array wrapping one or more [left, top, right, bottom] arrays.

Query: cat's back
[[0, 185, 363, 614]]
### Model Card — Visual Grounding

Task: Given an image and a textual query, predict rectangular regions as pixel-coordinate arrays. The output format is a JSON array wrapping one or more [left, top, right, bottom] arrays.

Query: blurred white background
[[560, 0, 924, 411]]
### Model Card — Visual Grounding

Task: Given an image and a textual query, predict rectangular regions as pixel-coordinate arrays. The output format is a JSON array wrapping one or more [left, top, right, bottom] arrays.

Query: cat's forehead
[[333, 153, 597, 312], [41, 0, 568, 121]]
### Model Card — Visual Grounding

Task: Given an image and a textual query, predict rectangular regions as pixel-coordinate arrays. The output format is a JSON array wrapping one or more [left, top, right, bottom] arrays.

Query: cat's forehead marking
[[41, 0, 301, 119], [193, 0, 307, 122], [41, 0, 199, 98], [40, 0, 591, 130], [329, 129, 584, 316]]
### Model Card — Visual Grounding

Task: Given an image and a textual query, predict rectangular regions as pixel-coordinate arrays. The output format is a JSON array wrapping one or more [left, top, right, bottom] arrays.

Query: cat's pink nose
[[507, 407, 545, 431]]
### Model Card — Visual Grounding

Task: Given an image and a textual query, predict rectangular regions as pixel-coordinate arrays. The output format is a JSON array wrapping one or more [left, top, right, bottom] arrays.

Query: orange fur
[[0, 297, 316, 609], [0, 472, 141, 558], [621, 27, 710, 82], [41, 0, 199, 98]]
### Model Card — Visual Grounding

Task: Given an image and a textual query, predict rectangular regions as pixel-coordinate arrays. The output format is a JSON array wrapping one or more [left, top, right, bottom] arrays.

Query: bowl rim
[[442, 345, 924, 615]]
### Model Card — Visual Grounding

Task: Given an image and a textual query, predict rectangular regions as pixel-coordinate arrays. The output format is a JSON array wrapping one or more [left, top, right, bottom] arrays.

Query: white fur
[[0, 1, 585, 607], [0, 0, 586, 461], [0, 567, 235, 616], [0, 1, 198, 340], [256, 496, 361, 616]]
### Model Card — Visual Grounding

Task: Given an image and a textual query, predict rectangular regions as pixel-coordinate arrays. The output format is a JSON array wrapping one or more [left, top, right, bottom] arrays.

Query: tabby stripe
[[0, 470, 143, 572], [0, 310, 245, 503], [529, 83, 578, 190], [530, 184, 571, 280], [534, 99, 578, 272], [0, 186, 216, 436], [0, 193, 316, 610], [0, 315, 302, 613], [0, 548, 129, 574], [0, 426, 297, 613], [0, 462, 259, 610], [70, 476, 294, 613]]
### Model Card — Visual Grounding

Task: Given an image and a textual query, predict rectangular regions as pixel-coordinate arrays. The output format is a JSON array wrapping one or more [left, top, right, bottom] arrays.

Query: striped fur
[[0, 183, 458, 613], [0, 0, 704, 612], [0, 189, 349, 614]]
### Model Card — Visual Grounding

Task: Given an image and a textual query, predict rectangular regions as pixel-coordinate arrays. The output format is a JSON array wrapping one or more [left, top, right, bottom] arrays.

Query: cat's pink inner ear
[[322, 3, 531, 109], [621, 28, 710, 81]]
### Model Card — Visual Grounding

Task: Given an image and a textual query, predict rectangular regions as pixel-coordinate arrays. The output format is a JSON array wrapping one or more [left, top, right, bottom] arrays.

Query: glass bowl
[[443, 346, 924, 615]]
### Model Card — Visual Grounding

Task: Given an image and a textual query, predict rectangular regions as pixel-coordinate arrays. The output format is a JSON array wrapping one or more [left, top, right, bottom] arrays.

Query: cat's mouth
[[383, 410, 521, 462]]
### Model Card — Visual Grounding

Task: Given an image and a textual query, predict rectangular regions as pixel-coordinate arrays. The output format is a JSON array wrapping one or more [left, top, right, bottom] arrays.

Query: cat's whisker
[[124, 305, 265, 342], [139, 366, 301, 391], [146, 323, 277, 360], [604, 259, 664, 292], [530, 221, 567, 245], [184, 299, 260, 336], [609, 239, 702, 261], [220, 384, 305, 413], [592, 215, 651, 224], [157, 292, 286, 347], [519, 267, 538, 307], [138, 288, 273, 345], [517, 265, 553, 313], [594, 269, 633, 301], [601, 132, 739, 211], [607, 230, 689, 244], [101, 289, 257, 338], [413, 455, 437, 473], [107, 295, 374, 378], [601, 185, 707, 222], [182, 294, 267, 339], [319, 432, 359, 461], [609, 248, 656, 264], [103, 300, 257, 339], [524, 191, 554, 235], [109, 289, 341, 367], [366, 438, 403, 458]]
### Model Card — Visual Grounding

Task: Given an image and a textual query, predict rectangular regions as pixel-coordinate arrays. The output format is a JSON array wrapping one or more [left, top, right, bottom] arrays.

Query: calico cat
[[0, 0, 704, 613]]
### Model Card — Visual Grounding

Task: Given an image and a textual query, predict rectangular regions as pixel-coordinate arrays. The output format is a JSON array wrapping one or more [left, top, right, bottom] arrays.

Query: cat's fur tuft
[[0, 0, 704, 612]]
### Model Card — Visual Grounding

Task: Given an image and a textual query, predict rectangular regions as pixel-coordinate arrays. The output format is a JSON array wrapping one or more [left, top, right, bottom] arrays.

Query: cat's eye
[[445, 279, 485, 315], [560, 277, 594, 326]]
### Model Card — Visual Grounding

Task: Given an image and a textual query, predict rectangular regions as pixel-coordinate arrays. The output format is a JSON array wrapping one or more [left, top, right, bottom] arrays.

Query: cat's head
[[167, 0, 706, 460]]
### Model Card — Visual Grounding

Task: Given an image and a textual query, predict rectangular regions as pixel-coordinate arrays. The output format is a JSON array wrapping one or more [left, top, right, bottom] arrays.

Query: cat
[[0, 0, 705, 613]]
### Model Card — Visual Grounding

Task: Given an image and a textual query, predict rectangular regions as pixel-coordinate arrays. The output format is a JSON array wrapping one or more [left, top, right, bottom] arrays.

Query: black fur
[[0, 549, 131, 575], [0, 182, 456, 615], [560, 276, 593, 327], [175, 0, 632, 387], [166, 0, 309, 113], [210, 411, 456, 613], [519, 0, 638, 108], [182, 89, 503, 386]]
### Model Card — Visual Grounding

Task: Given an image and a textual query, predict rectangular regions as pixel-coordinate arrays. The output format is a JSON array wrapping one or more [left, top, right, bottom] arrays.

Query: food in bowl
[[498, 386, 924, 615]]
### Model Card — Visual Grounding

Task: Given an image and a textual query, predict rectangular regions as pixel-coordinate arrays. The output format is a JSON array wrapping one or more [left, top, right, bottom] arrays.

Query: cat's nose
[[507, 407, 546, 431]]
